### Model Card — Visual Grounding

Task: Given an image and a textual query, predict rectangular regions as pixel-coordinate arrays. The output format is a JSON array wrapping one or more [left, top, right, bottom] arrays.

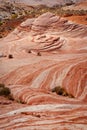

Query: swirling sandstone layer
[[0, 12, 87, 130]]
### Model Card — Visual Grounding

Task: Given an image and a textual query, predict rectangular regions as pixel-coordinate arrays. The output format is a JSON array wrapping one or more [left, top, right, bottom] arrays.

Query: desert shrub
[[28, 50, 31, 53], [0, 21, 3, 26], [0, 84, 11, 96], [17, 99, 24, 104], [11, 14, 18, 19], [24, 10, 28, 15], [52, 86, 67, 96], [7, 94, 14, 101], [37, 52, 41, 56], [52, 4, 62, 9], [5, 5, 11, 10], [79, 10, 87, 16], [0, 83, 5, 88], [71, 9, 87, 16], [0, 83, 14, 100], [66, 1, 75, 6], [8, 54, 13, 59], [36, 4, 48, 10], [52, 86, 74, 98]]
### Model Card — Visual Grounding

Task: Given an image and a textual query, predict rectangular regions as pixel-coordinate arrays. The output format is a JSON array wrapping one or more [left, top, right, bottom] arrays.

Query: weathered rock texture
[[0, 12, 87, 130], [8, 0, 87, 7]]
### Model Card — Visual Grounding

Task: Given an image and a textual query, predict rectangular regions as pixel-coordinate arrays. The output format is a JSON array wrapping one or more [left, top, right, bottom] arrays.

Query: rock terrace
[[0, 12, 87, 130]]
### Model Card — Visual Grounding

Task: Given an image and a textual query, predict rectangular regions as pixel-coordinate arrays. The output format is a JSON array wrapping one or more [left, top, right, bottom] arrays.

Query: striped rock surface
[[0, 12, 87, 130]]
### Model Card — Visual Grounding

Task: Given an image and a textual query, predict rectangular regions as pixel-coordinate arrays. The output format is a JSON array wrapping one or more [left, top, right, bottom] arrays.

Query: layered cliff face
[[0, 12, 87, 130]]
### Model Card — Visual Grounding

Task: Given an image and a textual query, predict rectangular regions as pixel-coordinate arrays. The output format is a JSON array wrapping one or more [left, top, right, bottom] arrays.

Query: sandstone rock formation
[[0, 12, 87, 130]]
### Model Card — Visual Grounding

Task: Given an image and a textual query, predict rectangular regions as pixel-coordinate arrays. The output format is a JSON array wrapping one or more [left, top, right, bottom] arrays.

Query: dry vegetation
[[0, 84, 10, 96], [52, 86, 74, 98], [0, 3, 87, 38]]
